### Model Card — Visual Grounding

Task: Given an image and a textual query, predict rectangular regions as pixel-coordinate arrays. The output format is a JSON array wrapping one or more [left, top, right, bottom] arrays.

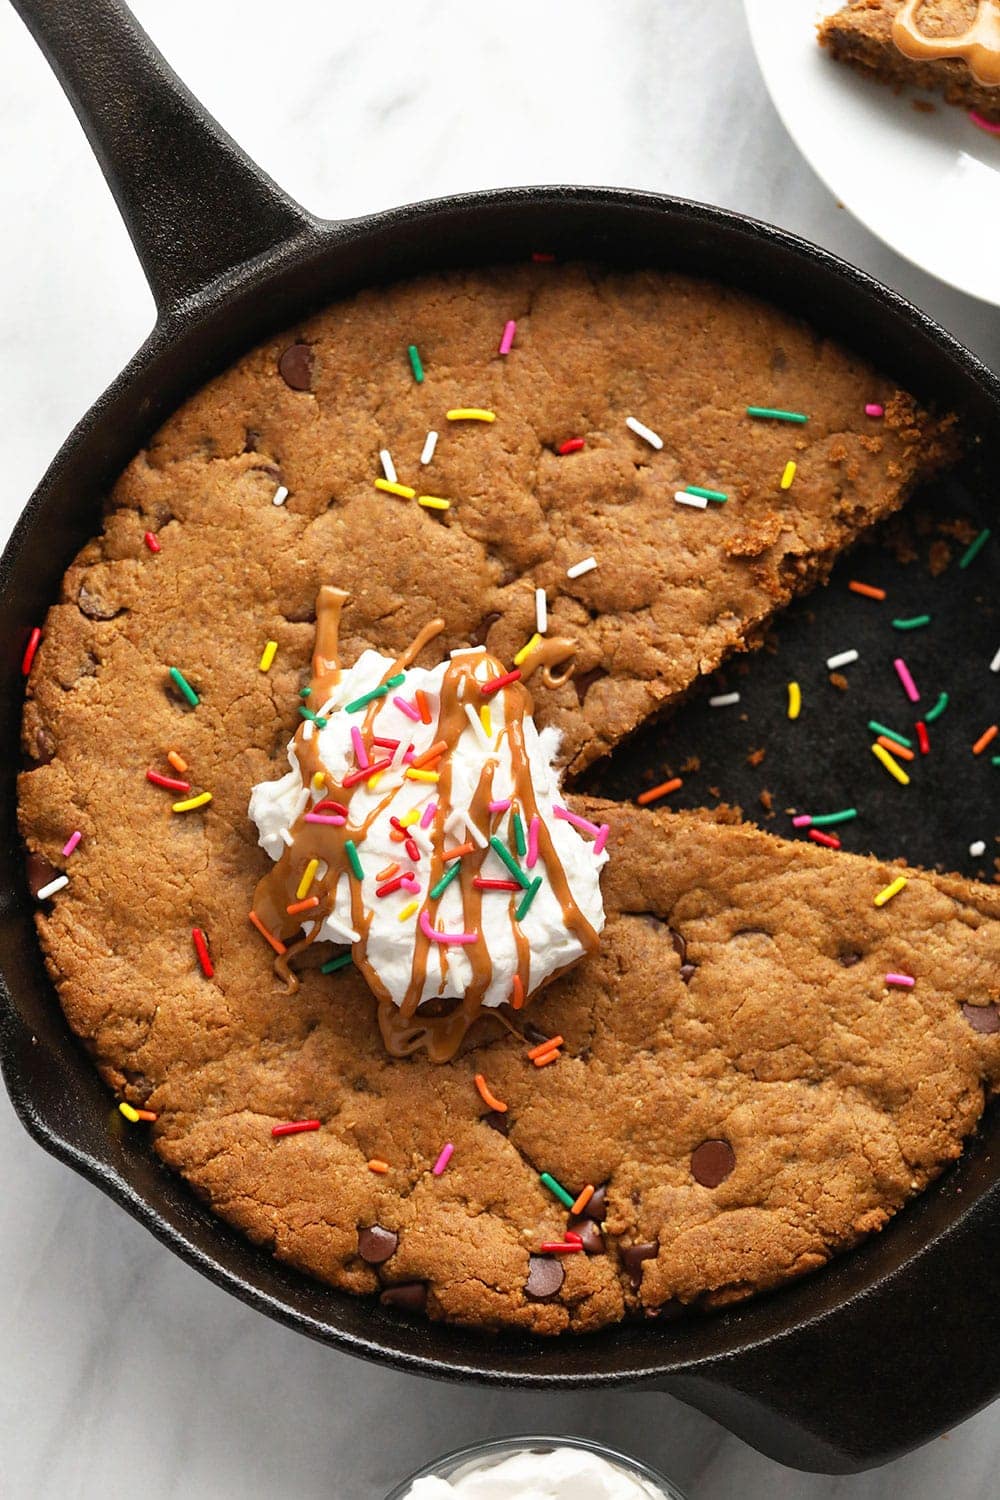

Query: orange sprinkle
[[527, 1034, 564, 1060], [390, 827, 407, 843], [571, 1184, 595, 1216], [135, 1109, 158, 1123], [410, 738, 448, 769], [286, 895, 320, 915], [377, 862, 401, 882], [877, 734, 915, 762], [367, 1159, 390, 1174], [415, 689, 433, 725], [637, 777, 682, 806], [443, 841, 475, 862], [511, 974, 525, 1010], [848, 581, 886, 601], [167, 749, 188, 773], [474, 1073, 507, 1113], [533, 1047, 561, 1067], [973, 724, 998, 756], [248, 909, 287, 955]]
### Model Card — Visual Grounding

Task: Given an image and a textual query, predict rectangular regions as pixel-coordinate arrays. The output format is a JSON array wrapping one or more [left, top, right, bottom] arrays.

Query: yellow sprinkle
[[172, 791, 212, 813], [258, 640, 278, 672], [480, 703, 492, 738], [118, 1102, 140, 1123], [312, 771, 326, 789], [405, 768, 440, 783], [874, 876, 908, 908], [374, 478, 415, 499], [367, 772, 384, 791], [787, 681, 801, 720], [399, 808, 420, 828], [398, 900, 419, 922], [780, 461, 797, 490], [417, 495, 451, 511], [513, 633, 542, 667], [871, 742, 910, 786], [446, 408, 496, 422], [296, 857, 319, 900]]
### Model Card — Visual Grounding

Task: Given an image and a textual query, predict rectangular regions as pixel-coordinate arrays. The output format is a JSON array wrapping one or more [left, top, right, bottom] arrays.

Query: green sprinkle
[[867, 720, 912, 748], [811, 808, 858, 827], [925, 692, 949, 723], [489, 835, 531, 889], [429, 862, 462, 901], [299, 686, 312, 698], [408, 344, 424, 383], [958, 528, 990, 569], [540, 1172, 575, 1210], [321, 953, 353, 975], [515, 875, 542, 922], [299, 707, 328, 727], [512, 811, 527, 857], [344, 684, 390, 713], [344, 840, 364, 880], [747, 406, 808, 424], [386, 672, 406, 688], [168, 666, 199, 707], [892, 615, 931, 630], [685, 486, 728, 503], [993, 755, 1000, 767]]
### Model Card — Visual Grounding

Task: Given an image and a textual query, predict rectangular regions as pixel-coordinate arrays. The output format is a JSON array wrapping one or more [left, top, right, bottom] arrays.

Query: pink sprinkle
[[420, 801, 437, 830], [401, 876, 421, 893], [432, 1142, 454, 1175], [893, 657, 920, 704], [886, 973, 915, 989], [304, 813, 347, 825], [865, 403, 884, 418], [499, 320, 517, 356], [593, 824, 610, 856], [393, 695, 422, 722], [792, 815, 812, 828], [351, 726, 369, 769], [403, 747, 415, 765], [61, 831, 82, 857], [553, 805, 602, 837], [969, 110, 1000, 135], [488, 799, 512, 814], [526, 814, 540, 870], [419, 909, 478, 946]]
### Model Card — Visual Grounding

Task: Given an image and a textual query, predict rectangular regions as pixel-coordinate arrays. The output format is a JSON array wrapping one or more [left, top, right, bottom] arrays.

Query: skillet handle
[[10, 0, 315, 319]]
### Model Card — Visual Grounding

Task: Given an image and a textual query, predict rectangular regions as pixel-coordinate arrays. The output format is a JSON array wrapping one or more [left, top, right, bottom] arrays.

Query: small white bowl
[[384, 1434, 688, 1499]]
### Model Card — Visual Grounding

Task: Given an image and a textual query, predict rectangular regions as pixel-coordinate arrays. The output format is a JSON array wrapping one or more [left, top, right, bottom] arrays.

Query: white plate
[[743, 0, 1000, 306]]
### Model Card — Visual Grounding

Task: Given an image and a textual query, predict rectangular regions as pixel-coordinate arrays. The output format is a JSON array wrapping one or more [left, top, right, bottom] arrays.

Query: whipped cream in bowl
[[385, 1437, 685, 1500], [249, 588, 609, 1059]]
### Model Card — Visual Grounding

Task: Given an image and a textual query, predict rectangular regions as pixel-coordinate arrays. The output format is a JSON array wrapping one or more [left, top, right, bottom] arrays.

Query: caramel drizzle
[[892, 0, 1000, 85], [519, 634, 578, 690], [311, 585, 349, 704]]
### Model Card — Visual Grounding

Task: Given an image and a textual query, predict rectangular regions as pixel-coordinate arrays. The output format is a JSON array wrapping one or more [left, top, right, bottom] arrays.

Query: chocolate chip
[[357, 1225, 398, 1264], [691, 1139, 736, 1188], [27, 727, 56, 766], [679, 963, 696, 983], [621, 1241, 658, 1288], [669, 928, 697, 983], [582, 1183, 607, 1221], [482, 1109, 509, 1135], [379, 1281, 427, 1313], [572, 666, 607, 705], [961, 1002, 1000, 1035], [839, 950, 863, 968], [26, 852, 59, 898], [77, 584, 123, 620], [525, 1254, 564, 1300], [523, 1022, 551, 1046], [278, 343, 314, 391], [567, 1217, 605, 1254], [469, 613, 500, 647]]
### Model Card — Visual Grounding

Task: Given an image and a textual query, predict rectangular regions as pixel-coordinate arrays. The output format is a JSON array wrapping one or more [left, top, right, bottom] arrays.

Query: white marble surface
[[0, 2, 997, 1496]]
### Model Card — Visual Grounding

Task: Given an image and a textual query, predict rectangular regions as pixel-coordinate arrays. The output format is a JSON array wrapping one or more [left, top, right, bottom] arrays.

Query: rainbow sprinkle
[[958, 528, 990, 569], [540, 1171, 575, 1210], [407, 344, 424, 383], [168, 666, 199, 707], [874, 876, 908, 908], [432, 1142, 454, 1175]]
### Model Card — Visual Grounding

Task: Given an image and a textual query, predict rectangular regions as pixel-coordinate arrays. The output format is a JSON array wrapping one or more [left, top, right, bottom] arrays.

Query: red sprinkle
[[146, 769, 191, 792], [404, 837, 421, 862], [191, 927, 214, 978], [540, 1241, 584, 1253], [809, 829, 841, 849], [915, 720, 930, 755], [558, 438, 585, 455], [372, 737, 400, 752], [341, 758, 391, 787], [474, 877, 521, 891], [144, 531, 161, 553], [21, 627, 42, 676], [481, 669, 521, 697], [271, 1120, 321, 1138], [376, 874, 409, 897], [313, 798, 349, 817], [532, 251, 556, 262]]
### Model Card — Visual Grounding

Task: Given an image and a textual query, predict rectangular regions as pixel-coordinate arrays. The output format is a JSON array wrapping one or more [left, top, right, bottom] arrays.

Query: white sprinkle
[[566, 556, 597, 580], [674, 490, 708, 510], [302, 720, 315, 741], [379, 449, 397, 484], [970, 840, 986, 858], [36, 875, 69, 901], [535, 587, 548, 634], [271, 485, 289, 507], [463, 702, 492, 749], [420, 430, 438, 466], [826, 649, 859, 670], [990, 645, 1000, 673], [709, 692, 741, 707], [279, 828, 295, 848], [465, 811, 489, 849], [625, 416, 663, 450], [324, 913, 362, 944]]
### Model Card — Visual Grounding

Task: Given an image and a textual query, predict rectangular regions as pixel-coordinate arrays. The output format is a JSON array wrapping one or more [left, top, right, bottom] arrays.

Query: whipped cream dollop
[[249, 606, 607, 1057], [403, 1446, 669, 1500]]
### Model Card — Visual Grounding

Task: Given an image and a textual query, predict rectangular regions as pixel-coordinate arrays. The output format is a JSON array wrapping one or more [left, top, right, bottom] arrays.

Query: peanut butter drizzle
[[892, 0, 1000, 85], [519, 635, 578, 690], [311, 586, 349, 705]]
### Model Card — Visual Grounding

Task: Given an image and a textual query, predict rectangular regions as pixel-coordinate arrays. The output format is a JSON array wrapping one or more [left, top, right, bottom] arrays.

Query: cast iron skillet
[[3, 0, 999, 1476]]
